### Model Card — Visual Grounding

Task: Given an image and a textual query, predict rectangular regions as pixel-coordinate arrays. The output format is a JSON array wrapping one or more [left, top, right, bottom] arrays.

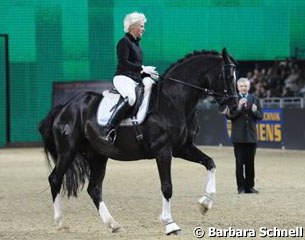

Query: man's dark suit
[[227, 93, 263, 192]]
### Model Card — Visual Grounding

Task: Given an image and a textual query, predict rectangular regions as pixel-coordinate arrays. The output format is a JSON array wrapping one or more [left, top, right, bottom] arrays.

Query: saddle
[[97, 77, 155, 126]]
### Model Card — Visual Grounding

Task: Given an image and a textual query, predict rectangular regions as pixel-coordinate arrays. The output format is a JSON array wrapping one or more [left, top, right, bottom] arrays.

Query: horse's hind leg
[[48, 122, 78, 229], [174, 144, 216, 215], [48, 150, 76, 229], [86, 152, 121, 233]]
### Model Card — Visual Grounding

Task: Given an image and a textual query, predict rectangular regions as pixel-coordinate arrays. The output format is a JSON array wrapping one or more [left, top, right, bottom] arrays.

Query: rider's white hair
[[123, 12, 147, 33]]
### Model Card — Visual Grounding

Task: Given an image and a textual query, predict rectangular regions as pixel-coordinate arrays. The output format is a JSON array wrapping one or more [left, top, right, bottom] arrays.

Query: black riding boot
[[101, 97, 130, 144]]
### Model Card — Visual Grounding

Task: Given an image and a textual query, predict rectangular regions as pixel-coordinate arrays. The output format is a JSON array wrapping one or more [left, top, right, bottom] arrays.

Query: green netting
[[0, 0, 305, 143]]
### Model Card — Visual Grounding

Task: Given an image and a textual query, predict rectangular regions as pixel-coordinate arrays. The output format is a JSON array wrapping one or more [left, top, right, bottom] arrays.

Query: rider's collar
[[126, 33, 140, 43]]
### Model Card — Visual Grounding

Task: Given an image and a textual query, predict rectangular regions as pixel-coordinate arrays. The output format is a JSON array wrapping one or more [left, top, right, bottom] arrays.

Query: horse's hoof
[[110, 222, 122, 233], [198, 202, 209, 215], [54, 214, 63, 227], [165, 222, 181, 235], [167, 229, 182, 235], [57, 225, 70, 233], [198, 194, 214, 215]]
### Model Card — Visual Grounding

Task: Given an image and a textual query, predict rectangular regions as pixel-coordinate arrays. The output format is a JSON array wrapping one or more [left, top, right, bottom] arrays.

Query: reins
[[164, 77, 227, 98]]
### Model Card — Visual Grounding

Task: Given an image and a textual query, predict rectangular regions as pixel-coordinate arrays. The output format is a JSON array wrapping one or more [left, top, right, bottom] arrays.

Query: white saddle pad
[[97, 78, 155, 126]]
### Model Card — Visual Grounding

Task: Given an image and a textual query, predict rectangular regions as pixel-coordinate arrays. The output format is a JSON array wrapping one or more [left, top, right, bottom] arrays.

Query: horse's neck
[[157, 78, 201, 114], [152, 52, 219, 115]]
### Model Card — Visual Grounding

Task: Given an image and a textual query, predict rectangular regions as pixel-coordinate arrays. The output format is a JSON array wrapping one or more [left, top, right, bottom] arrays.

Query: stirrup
[[103, 129, 117, 144]]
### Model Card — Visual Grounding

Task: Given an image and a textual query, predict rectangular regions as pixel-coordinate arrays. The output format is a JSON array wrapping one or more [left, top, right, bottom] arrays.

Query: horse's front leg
[[174, 144, 216, 215], [156, 147, 181, 235]]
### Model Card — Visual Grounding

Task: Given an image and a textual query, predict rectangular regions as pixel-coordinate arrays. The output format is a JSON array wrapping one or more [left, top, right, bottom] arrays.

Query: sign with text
[[225, 109, 283, 148], [257, 109, 283, 146]]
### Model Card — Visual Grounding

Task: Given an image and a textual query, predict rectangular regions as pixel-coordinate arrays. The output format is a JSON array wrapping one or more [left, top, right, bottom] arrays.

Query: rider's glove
[[141, 65, 159, 82], [141, 65, 157, 75], [150, 72, 160, 82]]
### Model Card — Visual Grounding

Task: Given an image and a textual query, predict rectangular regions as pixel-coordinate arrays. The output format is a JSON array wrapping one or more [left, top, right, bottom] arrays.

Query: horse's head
[[201, 48, 238, 113], [216, 48, 238, 113]]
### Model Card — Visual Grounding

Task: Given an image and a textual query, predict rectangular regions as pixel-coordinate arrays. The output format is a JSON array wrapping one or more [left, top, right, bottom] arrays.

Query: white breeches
[[113, 75, 138, 106]]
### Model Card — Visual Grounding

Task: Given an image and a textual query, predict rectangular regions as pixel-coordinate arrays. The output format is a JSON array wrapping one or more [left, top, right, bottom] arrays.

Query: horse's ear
[[222, 48, 228, 56], [222, 48, 237, 65], [222, 48, 230, 64], [222, 48, 231, 64]]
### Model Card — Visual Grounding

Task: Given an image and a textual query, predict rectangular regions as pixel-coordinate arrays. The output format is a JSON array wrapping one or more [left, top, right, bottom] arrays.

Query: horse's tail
[[39, 104, 64, 167], [39, 99, 90, 198]]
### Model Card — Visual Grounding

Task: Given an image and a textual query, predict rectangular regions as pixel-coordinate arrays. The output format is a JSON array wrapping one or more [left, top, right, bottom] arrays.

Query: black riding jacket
[[226, 94, 263, 143], [115, 33, 143, 82]]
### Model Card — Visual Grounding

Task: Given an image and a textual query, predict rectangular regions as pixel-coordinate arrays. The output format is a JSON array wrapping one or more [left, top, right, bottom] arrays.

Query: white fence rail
[[197, 97, 305, 109], [260, 97, 304, 108]]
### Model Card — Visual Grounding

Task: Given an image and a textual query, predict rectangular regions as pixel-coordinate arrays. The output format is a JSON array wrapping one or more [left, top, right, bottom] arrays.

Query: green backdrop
[[0, 0, 305, 145]]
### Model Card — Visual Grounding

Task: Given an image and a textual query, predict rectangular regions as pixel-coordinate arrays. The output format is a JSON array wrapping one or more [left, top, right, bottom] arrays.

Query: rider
[[101, 12, 159, 143]]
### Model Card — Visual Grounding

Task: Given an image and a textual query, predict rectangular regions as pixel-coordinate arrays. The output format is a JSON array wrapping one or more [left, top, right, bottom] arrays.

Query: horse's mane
[[161, 49, 221, 77]]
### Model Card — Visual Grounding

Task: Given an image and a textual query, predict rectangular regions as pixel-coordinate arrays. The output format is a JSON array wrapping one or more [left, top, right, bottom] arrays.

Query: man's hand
[[238, 98, 247, 109], [251, 104, 257, 112]]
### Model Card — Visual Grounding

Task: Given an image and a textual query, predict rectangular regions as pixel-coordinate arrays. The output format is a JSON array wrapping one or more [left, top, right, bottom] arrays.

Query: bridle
[[163, 62, 238, 102]]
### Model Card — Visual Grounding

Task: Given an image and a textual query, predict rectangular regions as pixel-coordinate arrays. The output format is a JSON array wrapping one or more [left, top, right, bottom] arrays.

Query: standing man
[[227, 78, 263, 194]]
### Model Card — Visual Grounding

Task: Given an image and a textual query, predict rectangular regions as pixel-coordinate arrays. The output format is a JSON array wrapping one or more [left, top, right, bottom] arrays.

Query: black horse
[[39, 48, 237, 235]]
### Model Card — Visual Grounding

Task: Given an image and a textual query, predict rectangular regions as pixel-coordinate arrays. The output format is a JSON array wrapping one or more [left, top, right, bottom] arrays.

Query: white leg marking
[[160, 197, 181, 235], [99, 201, 121, 232], [159, 196, 173, 224], [206, 168, 216, 194], [198, 168, 216, 214], [54, 194, 63, 227]]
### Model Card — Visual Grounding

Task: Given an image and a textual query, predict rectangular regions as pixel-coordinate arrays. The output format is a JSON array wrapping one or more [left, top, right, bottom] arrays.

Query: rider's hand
[[141, 65, 157, 75], [150, 72, 159, 82]]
